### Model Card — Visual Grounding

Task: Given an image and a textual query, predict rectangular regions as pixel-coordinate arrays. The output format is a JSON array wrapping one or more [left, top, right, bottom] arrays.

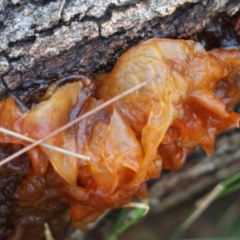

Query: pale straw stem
[[0, 127, 90, 165], [0, 79, 153, 166]]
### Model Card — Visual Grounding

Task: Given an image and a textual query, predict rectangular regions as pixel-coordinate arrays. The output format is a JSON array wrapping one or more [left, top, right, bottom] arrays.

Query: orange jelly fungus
[[0, 39, 240, 238]]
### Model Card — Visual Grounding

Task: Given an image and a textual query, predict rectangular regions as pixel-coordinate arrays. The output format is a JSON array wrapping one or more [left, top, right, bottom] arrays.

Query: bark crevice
[[0, 0, 239, 97]]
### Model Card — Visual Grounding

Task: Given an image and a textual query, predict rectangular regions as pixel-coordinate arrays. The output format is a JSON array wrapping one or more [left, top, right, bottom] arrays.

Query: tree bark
[[0, 0, 239, 97], [1, 0, 240, 239]]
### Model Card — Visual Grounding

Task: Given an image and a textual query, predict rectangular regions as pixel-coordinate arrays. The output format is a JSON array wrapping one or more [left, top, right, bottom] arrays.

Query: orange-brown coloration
[[0, 39, 240, 238]]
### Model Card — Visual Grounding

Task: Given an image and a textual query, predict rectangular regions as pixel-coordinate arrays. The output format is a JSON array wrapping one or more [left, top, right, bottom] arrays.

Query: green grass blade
[[220, 171, 240, 188], [169, 206, 197, 240], [218, 183, 240, 199], [105, 199, 148, 240]]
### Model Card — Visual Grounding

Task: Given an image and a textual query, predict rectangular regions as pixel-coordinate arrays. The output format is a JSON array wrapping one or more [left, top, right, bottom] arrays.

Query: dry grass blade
[[0, 79, 153, 166], [123, 202, 150, 216], [181, 184, 224, 231], [0, 127, 90, 166], [58, 0, 66, 18], [44, 223, 55, 240]]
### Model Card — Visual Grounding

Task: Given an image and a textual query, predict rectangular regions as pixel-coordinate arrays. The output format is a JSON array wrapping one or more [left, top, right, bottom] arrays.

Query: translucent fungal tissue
[[0, 38, 240, 239]]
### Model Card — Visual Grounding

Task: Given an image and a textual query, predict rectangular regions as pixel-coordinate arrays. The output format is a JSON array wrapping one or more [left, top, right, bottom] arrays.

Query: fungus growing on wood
[[0, 38, 240, 239]]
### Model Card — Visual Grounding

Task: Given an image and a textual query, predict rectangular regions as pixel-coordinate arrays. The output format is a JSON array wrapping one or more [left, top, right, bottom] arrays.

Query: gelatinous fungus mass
[[1, 38, 240, 239]]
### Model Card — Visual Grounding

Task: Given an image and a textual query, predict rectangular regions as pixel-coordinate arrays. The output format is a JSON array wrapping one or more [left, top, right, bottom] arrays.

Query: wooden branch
[[0, 0, 239, 97], [0, 1, 240, 239]]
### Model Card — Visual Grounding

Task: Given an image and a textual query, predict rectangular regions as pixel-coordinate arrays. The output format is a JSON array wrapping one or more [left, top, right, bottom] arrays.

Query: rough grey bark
[[0, 0, 239, 97]]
